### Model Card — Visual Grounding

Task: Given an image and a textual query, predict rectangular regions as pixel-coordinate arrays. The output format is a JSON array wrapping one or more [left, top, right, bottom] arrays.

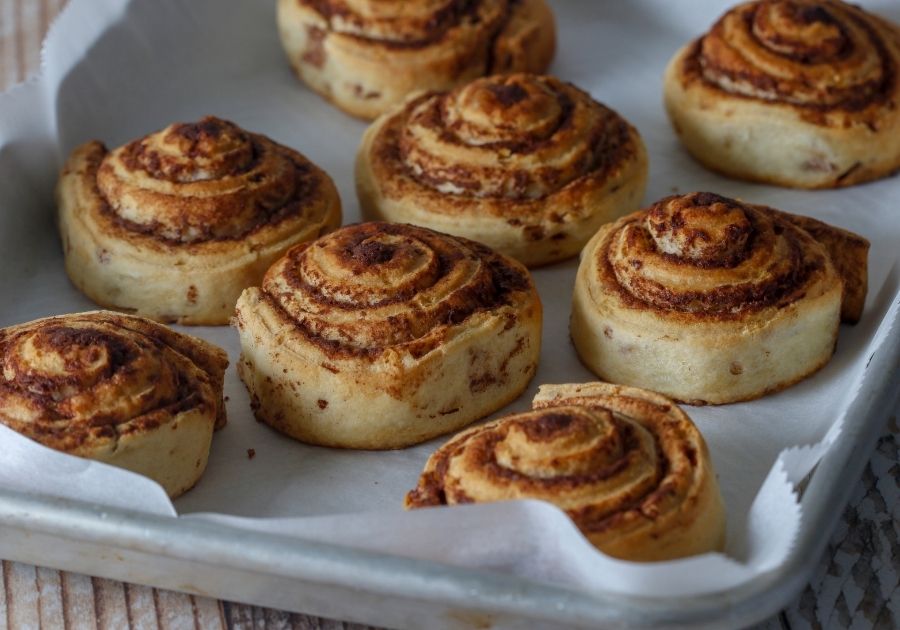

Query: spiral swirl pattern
[[695, 0, 895, 109], [399, 74, 633, 200], [235, 222, 542, 449], [603, 192, 827, 316], [278, 0, 556, 119], [406, 382, 726, 561], [301, 0, 507, 47], [665, 1, 900, 188], [357, 73, 647, 266], [97, 116, 332, 244], [259, 221, 534, 355], [571, 192, 868, 404], [57, 116, 341, 325], [0, 312, 228, 496]]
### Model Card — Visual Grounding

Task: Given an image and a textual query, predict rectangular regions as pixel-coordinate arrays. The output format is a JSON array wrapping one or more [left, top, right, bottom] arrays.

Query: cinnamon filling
[[92, 116, 325, 244], [298, 0, 503, 49], [0, 316, 216, 446], [601, 192, 827, 316], [383, 74, 634, 201], [685, 0, 896, 112], [406, 399, 699, 542], [261, 223, 532, 357]]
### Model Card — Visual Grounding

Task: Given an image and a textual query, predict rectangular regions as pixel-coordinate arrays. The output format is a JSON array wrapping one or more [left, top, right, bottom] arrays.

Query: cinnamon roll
[[571, 192, 869, 405], [664, 0, 900, 188], [0, 311, 228, 498], [406, 382, 726, 561], [357, 73, 648, 267], [57, 116, 342, 325], [234, 222, 542, 449], [277, 0, 556, 119]]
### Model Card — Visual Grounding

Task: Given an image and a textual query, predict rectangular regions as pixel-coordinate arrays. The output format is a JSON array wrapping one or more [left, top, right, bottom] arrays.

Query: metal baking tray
[[1, 0, 899, 627], [1, 351, 896, 629]]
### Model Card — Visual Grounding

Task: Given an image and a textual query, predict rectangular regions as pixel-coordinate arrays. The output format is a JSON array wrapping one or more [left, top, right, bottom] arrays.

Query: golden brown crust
[[92, 117, 337, 244], [782, 211, 870, 323], [689, 0, 897, 117], [298, 0, 507, 48], [57, 117, 342, 325], [235, 221, 543, 449], [278, 0, 556, 119], [596, 192, 842, 321], [357, 73, 647, 266], [0, 311, 228, 496], [406, 382, 726, 562], [665, 1, 900, 188], [260, 221, 534, 356], [570, 192, 866, 405]]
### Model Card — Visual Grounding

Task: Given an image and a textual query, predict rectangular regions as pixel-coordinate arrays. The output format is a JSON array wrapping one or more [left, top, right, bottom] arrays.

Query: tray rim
[[1, 0, 899, 625]]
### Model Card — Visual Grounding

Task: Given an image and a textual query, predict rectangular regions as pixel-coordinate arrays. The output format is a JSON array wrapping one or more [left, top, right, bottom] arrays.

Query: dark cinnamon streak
[[570, 436, 671, 534], [387, 82, 634, 201], [267, 224, 530, 358], [486, 82, 529, 106], [120, 134, 256, 182], [0, 322, 207, 446], [438, 88, 577, 153], [519, 411, 574, 440], [609, 242, 815, 316], [686, 3, 897, 117], [351, 239, 397, 266], [1, 327, 134, 402], [647, 193, 757, 269], [406, 409, 678, 533], [300, 0, 482, 49], [100, 147, 321, 245], [605, 201, 828, 318], [752, 4, 851, 64], [167, 118, 242, 156], [477, 428, 637, 488], [302, 25, 327, 68]]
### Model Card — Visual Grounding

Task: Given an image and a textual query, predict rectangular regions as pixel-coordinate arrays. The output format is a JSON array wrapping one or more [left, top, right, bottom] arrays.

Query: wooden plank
[[59, 572, 97, 630], [34, 568, 64, 629], [192, 596, 225, 629], [4, 563, 39, 629], [122, 583, 159, 630], [153, 589, 202, 630]]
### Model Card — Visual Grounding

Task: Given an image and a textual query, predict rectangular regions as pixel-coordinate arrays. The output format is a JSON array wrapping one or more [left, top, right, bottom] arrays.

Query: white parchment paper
[[0, 0, 898, 599]]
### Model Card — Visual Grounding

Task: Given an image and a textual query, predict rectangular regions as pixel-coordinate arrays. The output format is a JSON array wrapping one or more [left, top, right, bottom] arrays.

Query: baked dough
[[357, 73, 648, 266], [0, 311, 228, 498], [277, 0, 556, 119], [57, 116, 342, 325], [664, 0, 900, 188], [235, 221, 542, 449], [571, 192, 869, 404], [406, 381, 726, 562]]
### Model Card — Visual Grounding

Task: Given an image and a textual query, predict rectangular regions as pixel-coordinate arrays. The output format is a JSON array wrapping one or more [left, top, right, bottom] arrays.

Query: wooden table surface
[[1, 1, 897, 628]]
